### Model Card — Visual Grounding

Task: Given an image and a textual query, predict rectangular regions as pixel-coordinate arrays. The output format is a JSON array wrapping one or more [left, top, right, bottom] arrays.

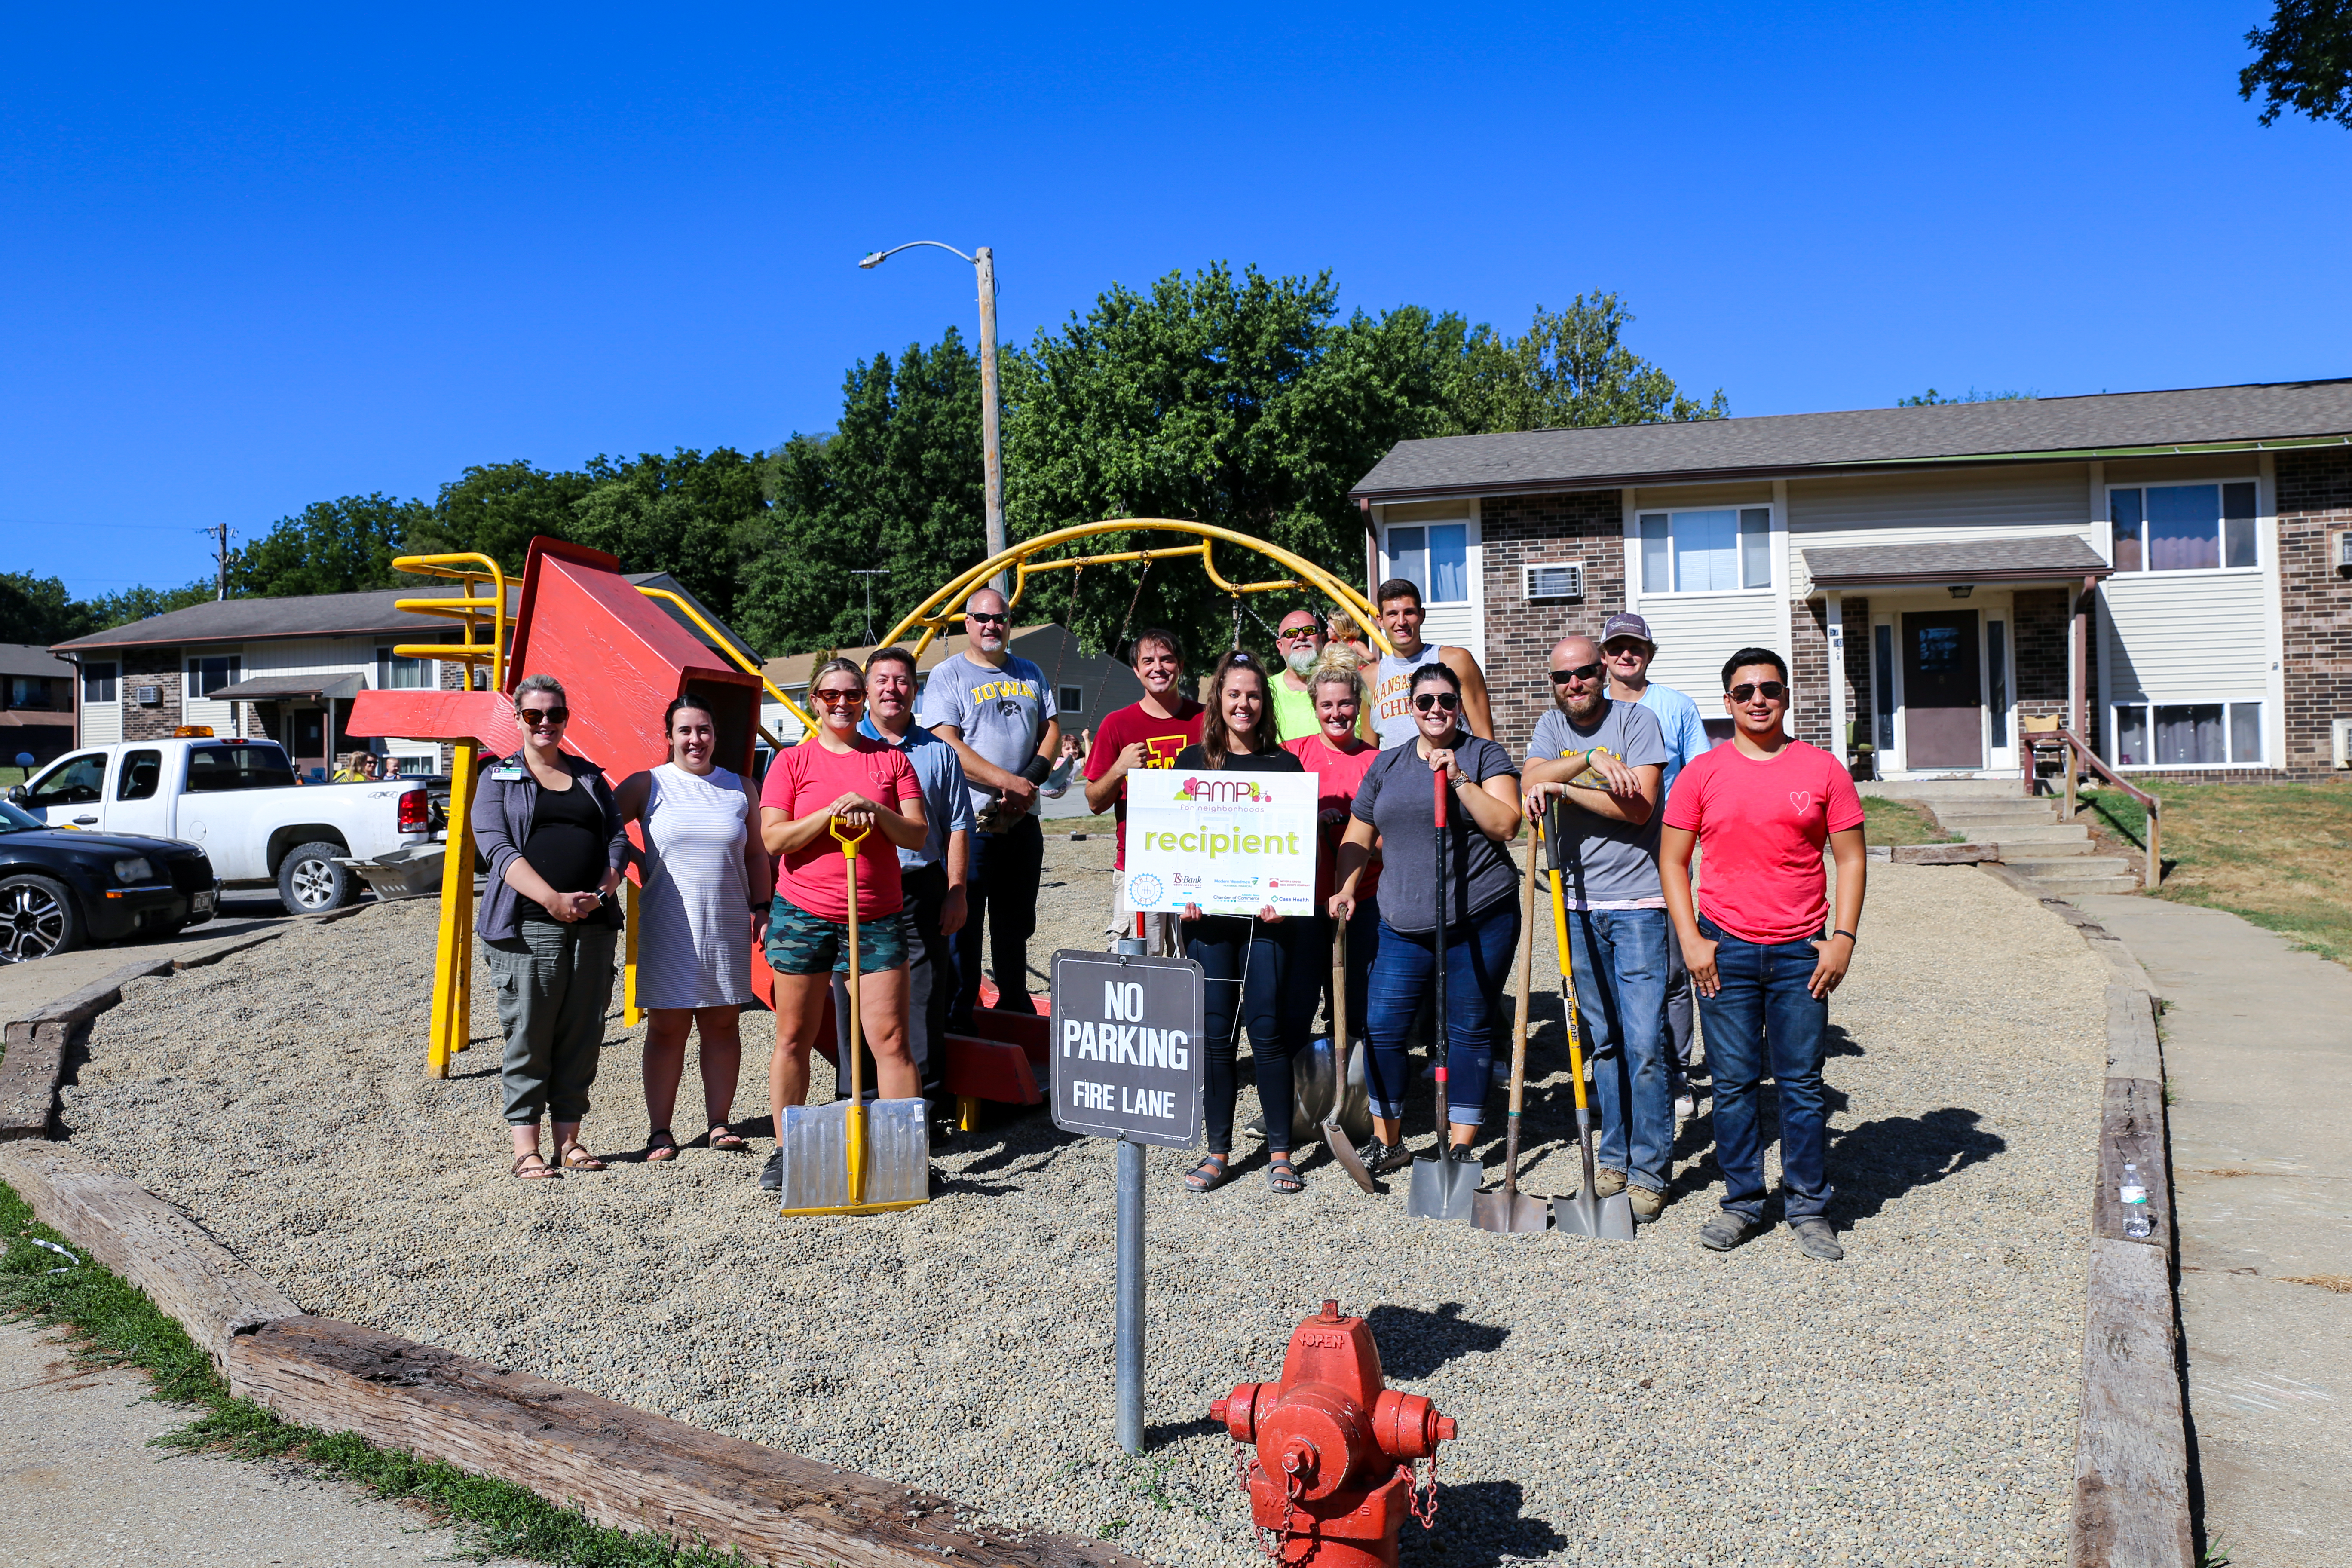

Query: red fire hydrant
[[1211, 1300, 1455, 1568]]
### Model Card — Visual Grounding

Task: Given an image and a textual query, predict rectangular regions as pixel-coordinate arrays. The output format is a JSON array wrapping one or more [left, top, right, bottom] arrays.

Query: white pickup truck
[[6, 738, 435, 913]]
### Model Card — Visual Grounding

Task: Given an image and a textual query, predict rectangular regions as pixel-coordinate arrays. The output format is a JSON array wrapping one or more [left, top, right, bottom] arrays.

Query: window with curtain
[[2109, 482, 2257, 573], [2111, 701, 2262, 766], [375, 646, 435, 689], [1386, 523, 1470, 603], [1638, 507, 1772, 593]]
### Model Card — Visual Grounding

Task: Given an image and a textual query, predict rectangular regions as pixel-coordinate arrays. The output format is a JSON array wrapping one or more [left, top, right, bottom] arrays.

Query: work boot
[[1592, 1166, 1628, 1198], [1698, 1211, 1757, 1251], [1790, 1218, 1845, 1261], [759, 1150, 783, 1192], [1628, 1186, 1666, 1224], [1360, 1139, 1414, 1176]]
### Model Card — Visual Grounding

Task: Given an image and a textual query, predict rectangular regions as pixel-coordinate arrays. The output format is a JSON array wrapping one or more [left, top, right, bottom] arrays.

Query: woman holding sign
[[1170, 650, 1317, 1196], [1330, 662, 1522, 1173]]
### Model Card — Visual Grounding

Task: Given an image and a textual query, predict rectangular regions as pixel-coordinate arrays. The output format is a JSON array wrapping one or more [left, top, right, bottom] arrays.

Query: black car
[[0, 797, 220, 963]]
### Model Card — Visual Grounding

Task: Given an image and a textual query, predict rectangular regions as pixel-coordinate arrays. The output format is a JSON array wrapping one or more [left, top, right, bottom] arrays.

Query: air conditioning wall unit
[[1523, 561, 1585, 603], [2333, 716, 2352, 770], [134, 685, 163, 706], [2334, 528, 2352, 574]]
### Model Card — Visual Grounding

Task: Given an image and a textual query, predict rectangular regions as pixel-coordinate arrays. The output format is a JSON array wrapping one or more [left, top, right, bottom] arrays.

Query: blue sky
[[4, 2, 2346, 599]]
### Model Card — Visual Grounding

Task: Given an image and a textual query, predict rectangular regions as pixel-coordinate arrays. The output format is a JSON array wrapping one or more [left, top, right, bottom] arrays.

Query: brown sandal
[[559, 1143, 607, 1172], [511, 1152, 562, 1181]]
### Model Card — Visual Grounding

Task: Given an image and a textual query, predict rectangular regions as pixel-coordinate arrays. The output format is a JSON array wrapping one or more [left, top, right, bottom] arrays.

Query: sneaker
[[1360, 1139, 1415, 1176], [1627, 1186, 1666, 1223], [1592, 1166, 1628, 1198], [759, 1151, 783, 1192], [1791, 1218, 1845, 1261], [1698, 1211, 1757, 1251], [1671, 1078, 1696, 1119]]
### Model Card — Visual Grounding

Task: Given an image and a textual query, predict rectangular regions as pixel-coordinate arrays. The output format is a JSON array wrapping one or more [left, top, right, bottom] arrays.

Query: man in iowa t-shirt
[[1081, 627, 1204, 956], [1660, 646, 1868, 1262]]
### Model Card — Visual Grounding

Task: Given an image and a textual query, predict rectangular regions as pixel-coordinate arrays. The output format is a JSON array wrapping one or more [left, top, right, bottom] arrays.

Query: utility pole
[[206, 524, 236, 600], [849, 568, 892, 647]]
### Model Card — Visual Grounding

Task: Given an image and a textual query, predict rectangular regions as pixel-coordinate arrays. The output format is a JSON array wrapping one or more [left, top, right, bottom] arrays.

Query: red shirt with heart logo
[[1660, 738, 1864, 945]]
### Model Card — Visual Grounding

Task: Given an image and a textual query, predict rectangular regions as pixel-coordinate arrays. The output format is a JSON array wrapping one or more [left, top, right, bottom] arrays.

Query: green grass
[[2079, 779, 2352, 968], [1052, 813, 1118, 836], [0, 1175, 746, 1566], [0, 766, 25, 788], [1860, 796, 1961, 848]]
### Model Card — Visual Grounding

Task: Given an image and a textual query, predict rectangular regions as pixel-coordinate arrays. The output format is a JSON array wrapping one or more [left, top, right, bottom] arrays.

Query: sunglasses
[[966, 611, 1008, 625], [812, 689, 867, 707], [1549, 662, 1605, 684], [516, 706, 569, 726], [1727, 681, 1788, 703], [1412, 691, 1461, 713], [1277, 625, 1320, 642]]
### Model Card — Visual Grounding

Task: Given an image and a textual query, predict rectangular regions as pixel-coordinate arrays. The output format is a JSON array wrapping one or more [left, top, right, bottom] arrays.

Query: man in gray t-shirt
[[1521, 634, 1676, 1216]]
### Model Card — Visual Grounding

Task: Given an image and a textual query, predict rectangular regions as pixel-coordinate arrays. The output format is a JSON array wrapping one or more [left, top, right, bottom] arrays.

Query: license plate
[[192, 891, 216, 912]]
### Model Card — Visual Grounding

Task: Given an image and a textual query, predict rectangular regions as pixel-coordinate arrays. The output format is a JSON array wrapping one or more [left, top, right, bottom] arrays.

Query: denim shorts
[[765, 892, 908, 975]]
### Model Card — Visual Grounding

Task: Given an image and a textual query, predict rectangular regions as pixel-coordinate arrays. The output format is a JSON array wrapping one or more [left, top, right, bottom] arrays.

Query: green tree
[[570, 448, 771, 631], [408, 461, 599, 574], [0, 572, 97, 646], [79, 581, 215, 630], [1441, 294, 1727, 434], [738, 330, 989, 654], [2242, 0, 2352, 128], [1897, 386, 2036, 406], [230, 493, 430, 597]]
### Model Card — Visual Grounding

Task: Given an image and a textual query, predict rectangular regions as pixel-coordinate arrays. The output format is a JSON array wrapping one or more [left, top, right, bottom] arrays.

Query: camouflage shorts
[[764, 893, 908, 975]]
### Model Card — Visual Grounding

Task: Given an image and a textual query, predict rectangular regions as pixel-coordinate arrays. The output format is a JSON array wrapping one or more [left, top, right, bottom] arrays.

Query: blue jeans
[[1364, 895, 1521, 1129], [1185, 915, 1317, 1154], [1693, 915, 1833, 1223], [1565, 907, 1673, 1194]]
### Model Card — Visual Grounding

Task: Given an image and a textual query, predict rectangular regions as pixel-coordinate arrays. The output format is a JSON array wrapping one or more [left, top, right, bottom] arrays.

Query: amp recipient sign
[[1121, 769, 1319, 917]]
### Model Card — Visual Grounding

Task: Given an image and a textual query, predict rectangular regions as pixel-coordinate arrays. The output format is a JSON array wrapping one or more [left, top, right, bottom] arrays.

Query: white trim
[[2260, 452, 2285, 770], [1628, 499, 1778, 597], [2108, 697, 2268, 771], [2104, 475, 2263, 576], [2090, 460, 2107, 747], [1825, 590, 1846, 760]]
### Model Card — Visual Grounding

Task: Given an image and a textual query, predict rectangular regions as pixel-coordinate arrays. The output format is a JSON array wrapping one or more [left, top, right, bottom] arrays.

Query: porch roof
[[1800, 535, 2111, 589], [205, 674, 367, 702]]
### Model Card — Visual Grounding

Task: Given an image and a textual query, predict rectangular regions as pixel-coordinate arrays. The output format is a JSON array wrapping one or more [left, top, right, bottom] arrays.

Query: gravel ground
[[57, 838, 2107, 1567]]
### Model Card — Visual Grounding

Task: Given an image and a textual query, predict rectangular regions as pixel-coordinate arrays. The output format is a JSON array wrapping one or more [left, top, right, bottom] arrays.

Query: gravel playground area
[[55, 836, 2109, 1567]]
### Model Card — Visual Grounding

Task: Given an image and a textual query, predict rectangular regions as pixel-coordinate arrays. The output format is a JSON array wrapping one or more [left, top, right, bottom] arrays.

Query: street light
[[858, 240, 1007, 594]]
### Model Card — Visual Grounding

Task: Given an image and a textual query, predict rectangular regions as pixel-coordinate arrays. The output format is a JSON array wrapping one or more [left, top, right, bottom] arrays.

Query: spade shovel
[[1407, 764, 1480, 1222], [1321, 919, 1375, 1194], [1471, 845, 1549, 1233], [1540, 802, 1636, 1242]]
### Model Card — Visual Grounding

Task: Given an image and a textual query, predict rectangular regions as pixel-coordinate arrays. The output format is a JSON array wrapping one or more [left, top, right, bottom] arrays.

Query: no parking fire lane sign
[[1048, 950, 1204, 1149]]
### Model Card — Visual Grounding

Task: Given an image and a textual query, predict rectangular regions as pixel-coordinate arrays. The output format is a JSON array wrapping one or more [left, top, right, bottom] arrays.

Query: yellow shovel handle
[[832, 815, 872, 1203], [1537, 813, 1594, 1115]]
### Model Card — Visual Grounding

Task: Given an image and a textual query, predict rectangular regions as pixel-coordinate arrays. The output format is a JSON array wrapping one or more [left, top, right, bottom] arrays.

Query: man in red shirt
[[1660, 646, 1868, 1261], [1082, 627, 1204, 956]]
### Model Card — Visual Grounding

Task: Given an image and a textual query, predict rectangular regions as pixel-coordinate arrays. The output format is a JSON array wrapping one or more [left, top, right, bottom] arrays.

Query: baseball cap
[[1600, 612, 1655, 649]]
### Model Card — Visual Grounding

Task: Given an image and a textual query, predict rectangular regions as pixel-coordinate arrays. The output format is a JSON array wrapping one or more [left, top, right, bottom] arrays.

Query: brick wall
[[120, 647, 182, 741], [2277, 446, 2352, 780], [1789, 600, 1829, 750], [1477, 489, 1626, 755], [2011, 589, 2070, 721]]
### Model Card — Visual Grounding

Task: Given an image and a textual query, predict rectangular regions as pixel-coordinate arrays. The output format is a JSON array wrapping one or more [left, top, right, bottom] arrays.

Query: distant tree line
[[5, 269, 1726, 662]]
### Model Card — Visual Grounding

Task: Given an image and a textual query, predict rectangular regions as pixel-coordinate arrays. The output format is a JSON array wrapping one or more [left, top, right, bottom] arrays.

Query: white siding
[[80, 698, 121, 745], [2101, 571, 2268, 703], [1634, 593, 1788, 704], [1785, 465, 2096, 595]]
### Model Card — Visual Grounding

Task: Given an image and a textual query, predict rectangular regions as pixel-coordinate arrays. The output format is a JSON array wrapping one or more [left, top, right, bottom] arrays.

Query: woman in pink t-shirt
[[756, 658, 928, 1191], [1282, 651, 1383, 1040]]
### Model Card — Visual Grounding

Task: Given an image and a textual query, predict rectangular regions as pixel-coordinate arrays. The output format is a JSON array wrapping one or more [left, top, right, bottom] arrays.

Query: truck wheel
[[278, 842, 359, 914], [0, 874, 85, 963]]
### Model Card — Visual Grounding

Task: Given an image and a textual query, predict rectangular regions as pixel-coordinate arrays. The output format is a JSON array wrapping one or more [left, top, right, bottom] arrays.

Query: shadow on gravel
[[1143, 1416, 1222, 1449], [1823, 1022, 1864, 1057], [1828, 1106, 2005, 1223], [1363, 1303, 1508, 1379], [1395, 1479, 1565, 1567]]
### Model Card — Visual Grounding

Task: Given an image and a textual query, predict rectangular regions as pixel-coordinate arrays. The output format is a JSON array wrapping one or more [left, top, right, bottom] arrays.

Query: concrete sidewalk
[[0, 895, 290, 1025], [2077, 894, 2352, 1568]]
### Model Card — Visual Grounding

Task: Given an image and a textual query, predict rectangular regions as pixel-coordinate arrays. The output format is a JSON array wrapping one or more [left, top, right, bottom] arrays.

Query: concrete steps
[[1896, 792, 2144, 900]]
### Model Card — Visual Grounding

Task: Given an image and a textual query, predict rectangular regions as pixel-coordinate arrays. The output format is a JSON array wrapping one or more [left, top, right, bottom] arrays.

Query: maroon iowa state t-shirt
[[1084, 698, 1205, 867]]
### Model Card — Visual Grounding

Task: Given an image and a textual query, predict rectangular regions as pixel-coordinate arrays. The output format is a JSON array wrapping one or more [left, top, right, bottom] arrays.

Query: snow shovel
[[1471, 848, 1549, 1233], [1321, 919, 1375, 1194], [1540, 802, 1635, 1242], [1407, 765, 1480, 1222], [778, 819, 930, 1217]]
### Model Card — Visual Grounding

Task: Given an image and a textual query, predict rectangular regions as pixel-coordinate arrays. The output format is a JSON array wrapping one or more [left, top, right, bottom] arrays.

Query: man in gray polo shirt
[[1522, 632, 1674, 1221]]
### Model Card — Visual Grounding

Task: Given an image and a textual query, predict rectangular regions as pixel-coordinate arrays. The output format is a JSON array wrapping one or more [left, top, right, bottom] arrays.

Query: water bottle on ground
[[2119, 1160, 2151, 1238]]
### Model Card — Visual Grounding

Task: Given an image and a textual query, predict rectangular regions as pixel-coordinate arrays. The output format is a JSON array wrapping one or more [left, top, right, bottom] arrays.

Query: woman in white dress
[[615, 697, 769, 1161]]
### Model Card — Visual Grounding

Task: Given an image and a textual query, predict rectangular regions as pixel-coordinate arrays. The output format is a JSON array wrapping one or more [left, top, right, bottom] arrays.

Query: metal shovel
[[1540, 804, 1635, 1242], [1319, 922, 1376, 1193], [778, 820, 930, 1217], [1408, 766, 1480, 1222], [1471, 849, 1549, 1233]]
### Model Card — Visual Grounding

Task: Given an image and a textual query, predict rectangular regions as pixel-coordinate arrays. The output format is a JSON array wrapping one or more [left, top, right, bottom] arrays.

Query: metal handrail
[[2029, 724, 2161, 890]]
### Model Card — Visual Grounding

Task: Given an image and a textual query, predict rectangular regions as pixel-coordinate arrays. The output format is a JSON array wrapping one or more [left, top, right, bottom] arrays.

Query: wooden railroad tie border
[[0, 934, 1167, 1568], [1978, 864, 2192, 1568]]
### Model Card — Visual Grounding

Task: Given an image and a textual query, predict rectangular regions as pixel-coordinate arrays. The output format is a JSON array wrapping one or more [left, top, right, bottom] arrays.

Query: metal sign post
[[1050, 946, 1204, 1455]]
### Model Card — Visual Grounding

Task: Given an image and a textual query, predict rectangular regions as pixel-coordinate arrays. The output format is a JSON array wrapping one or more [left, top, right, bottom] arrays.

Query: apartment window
[[5, 676, 53, 710], [2113, 701, 2262, 767], [2110, 482, 2257, 572], [1638, 507, 1771, 594], [1387, 524, 1470, 603], [375, 646, 435, 689], [187, 655, 241, 699], [1986, 620, 2009, 748], [82, 662, 117, 703]]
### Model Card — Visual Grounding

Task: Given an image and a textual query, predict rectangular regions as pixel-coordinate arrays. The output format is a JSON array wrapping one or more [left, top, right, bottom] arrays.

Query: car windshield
[[0, 799, 42, 833], [185, 742, 298, 791]]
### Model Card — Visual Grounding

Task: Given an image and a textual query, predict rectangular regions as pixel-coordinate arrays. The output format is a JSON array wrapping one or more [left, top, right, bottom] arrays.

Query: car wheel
[[0, 874, 86, 963], [277, 842, 359, 914]]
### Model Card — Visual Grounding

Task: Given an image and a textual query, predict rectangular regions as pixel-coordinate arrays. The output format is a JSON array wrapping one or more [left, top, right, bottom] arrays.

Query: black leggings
[[1185, 914, 1317, 1155]]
